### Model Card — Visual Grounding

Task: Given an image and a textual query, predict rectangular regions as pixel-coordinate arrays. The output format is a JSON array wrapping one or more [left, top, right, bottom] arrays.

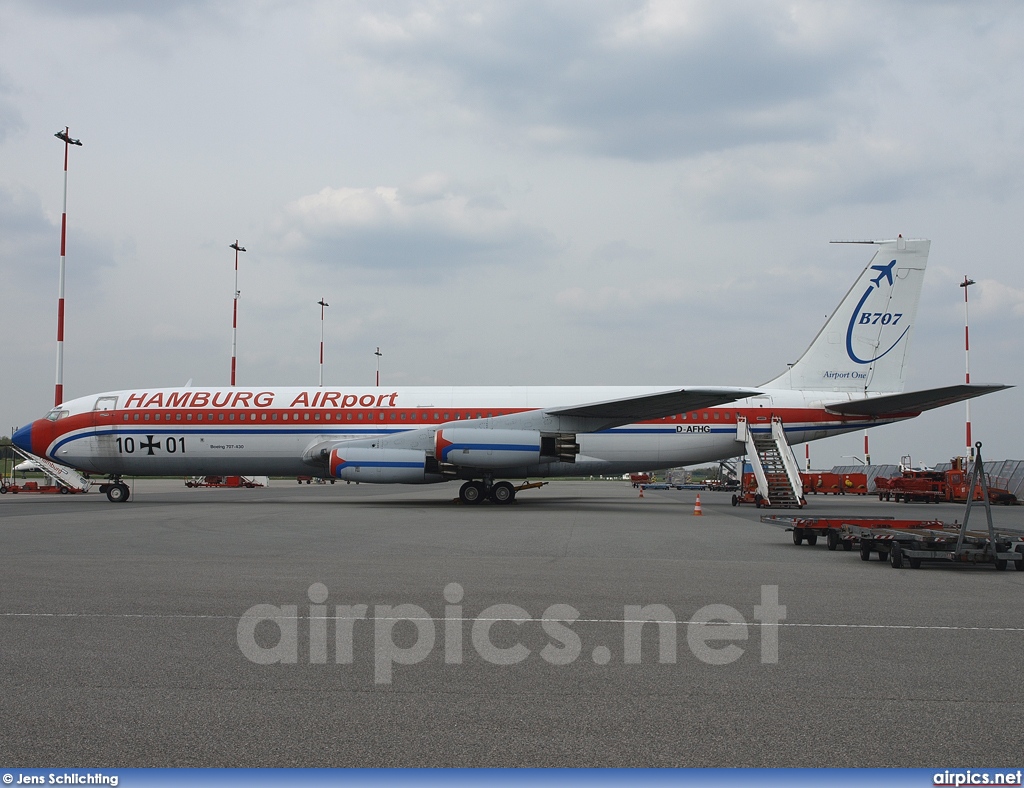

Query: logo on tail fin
[[846, 259, 911, 364], [869, 259, 897, 287]]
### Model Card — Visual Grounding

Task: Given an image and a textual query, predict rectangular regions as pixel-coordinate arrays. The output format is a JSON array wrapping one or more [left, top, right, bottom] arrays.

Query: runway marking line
[[2, 612, 1023, 633]]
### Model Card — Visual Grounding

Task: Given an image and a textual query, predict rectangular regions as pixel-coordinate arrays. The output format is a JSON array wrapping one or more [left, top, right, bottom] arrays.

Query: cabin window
[[261, 414, 267, 421], [378, 412, 385, 420], [347, 413, 352, 421], [401, 413, 407, 420], [303, 413, 309, 421], [229, 413, 235, 421], [144, 414, 150, 421], [219, 414, 224, 421], [123, 414, 129, 422], [714, 412, 720, 420], [314, 413, 320, 421], [155, 414, 161, 422], [390, 413, 396, 421], [186, 414, 192, 421]]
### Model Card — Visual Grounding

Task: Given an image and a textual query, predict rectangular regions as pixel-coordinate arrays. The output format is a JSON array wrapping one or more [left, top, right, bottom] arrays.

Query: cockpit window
[[45, 409, 69, 422]]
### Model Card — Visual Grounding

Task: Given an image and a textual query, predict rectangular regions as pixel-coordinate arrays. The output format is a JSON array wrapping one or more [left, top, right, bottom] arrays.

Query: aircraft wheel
[[106, 483, 129, 503], [490, 481, 516, 505], [459, 481, 486, 505], [792, 528, 803, 546]]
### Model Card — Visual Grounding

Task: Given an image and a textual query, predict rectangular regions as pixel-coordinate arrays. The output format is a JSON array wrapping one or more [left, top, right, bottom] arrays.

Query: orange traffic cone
[[638, 485, 645, 498], [693, 494, 703, 516]]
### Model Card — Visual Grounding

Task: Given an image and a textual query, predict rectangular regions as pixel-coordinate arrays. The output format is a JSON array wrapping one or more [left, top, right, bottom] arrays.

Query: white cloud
[[271, 173, 555, 269]]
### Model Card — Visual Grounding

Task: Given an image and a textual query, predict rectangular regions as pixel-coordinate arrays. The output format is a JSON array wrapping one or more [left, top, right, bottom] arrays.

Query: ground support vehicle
[[874, 457, 1017, 505], [0, 478, 83, 495], [732, 472, 805, 509], [760, 515, 943, 548], [801, 472, 869, 495], [186, 475, 266, 488], [846, 523, 1023, 569]]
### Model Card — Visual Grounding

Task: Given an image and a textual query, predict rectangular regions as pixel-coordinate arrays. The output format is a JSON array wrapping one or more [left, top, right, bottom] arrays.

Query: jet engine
[[329, 447, 427, 483], [434, 428, 542, 468]]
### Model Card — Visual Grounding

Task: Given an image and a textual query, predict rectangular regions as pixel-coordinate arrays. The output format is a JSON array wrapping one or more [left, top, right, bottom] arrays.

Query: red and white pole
[[318, 299, 329, 387], [229, 241, 246, 386], [805, 443, 810, 472], [864, 431, 870, 466], [53, 127, 81, 407], [961, 276, 975, 458], [375, 346, 382, 387]]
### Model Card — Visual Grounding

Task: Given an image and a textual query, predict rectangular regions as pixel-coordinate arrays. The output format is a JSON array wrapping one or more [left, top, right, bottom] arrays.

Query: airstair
[[737, 417, 804, 508], [11, 445, 92, 492]]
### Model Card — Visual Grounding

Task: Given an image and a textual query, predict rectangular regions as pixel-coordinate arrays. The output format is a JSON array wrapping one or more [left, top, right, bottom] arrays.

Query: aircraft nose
[[12, 423, 34, 455]]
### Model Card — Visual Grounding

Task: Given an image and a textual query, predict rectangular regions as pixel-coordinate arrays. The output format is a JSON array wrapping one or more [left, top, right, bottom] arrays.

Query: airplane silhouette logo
[[869, 259, 897, 287]]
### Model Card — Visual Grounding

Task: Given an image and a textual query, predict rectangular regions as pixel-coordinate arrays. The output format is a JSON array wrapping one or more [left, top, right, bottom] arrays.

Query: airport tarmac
[[2, 479, 1022, 767]]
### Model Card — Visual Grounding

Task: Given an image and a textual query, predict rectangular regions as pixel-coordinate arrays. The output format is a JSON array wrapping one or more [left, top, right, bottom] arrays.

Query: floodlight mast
[[318, 299, 329, 387], [229, 241, 246, 386], [961, 276, 976, 459], [53, 127, 82, 407]]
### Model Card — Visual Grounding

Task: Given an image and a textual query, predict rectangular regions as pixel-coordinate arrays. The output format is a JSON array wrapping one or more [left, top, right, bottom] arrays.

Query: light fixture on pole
[[229, 241, 246, 386], [318, 299, 329, 387], [53, 127, 82, 407], [375, 346, 382, 387], [960, 276, 976, 459]]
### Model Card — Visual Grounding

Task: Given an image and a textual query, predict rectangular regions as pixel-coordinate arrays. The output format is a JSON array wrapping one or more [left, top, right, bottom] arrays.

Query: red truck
[[874, 458, 1017, 504]]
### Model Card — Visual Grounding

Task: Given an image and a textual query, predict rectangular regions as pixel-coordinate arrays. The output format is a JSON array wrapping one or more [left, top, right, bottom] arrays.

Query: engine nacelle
[[329, 447, 426, 483], [435, 428, 541, 468]]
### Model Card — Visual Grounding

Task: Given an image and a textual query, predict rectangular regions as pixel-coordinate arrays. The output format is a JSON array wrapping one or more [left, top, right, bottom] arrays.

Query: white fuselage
[[28, 385, 888, 481]]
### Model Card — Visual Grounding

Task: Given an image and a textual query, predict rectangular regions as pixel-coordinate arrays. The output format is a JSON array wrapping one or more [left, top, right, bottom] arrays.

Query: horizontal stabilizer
[[547, 388, 762, 423], [825, 384, 1011, 417]]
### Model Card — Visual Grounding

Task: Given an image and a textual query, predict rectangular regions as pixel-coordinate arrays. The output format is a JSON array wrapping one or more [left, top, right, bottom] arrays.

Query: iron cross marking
[[140, 435, 162, 456]]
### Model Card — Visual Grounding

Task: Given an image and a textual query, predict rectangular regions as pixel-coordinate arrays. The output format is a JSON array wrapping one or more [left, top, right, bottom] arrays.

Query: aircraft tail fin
[[763, 236, 930, 393]]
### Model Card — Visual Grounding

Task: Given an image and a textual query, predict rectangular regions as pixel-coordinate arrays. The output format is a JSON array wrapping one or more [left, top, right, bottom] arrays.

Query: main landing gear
[[459, 480, 517, 505], [100, 479, 130, 503]]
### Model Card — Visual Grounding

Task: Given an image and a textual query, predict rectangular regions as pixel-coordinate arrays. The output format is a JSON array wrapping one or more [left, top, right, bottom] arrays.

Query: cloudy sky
[[2, 1, 1022, 468]]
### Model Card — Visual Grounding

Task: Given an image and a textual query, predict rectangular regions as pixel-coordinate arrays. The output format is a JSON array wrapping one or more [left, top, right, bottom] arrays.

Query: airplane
[[12, 237, 1009, 504], [13, 459, 44, 474], [869, 258, 897, 288]]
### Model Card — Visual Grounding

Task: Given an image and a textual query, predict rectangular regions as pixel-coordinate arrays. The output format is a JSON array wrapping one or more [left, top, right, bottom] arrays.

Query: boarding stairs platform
[[11, 445, 92, 492], [737, 417, 804, 508]]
